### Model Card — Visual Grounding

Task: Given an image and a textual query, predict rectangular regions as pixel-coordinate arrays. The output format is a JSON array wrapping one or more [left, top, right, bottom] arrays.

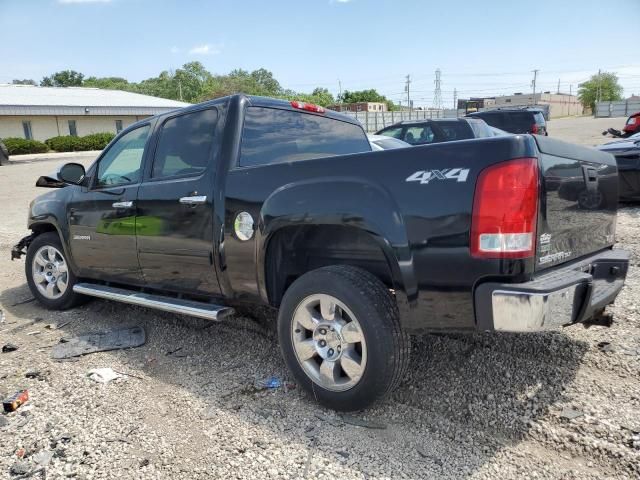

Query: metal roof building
[[0, 84, 190, 141]]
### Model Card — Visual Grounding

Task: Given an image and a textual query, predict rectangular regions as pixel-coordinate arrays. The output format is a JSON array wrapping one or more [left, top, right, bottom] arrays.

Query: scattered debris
[[3, 389, 29, 413], [559, 407, 584, 420], [139, 458, 150, 467], [32, 450, 54, 466], [341, 414, 387, 430], [10, 460, 31, 476], [416, 447, 444, 466], [10, 297, 35, 307], [0, 309, 5, 323], [336, 450, 350, 459], [87, 368, 122, 384], [51, 326, 146, 359], [26, 331, 41, 336], [25, 370, 49, 380], [166, 347, 183, 356], [2, 343, 18, 353], [315, 412, 344, 427], [254, 376, 282, 389], [15, 447, 26, 458], [597, 341, 615, 353]]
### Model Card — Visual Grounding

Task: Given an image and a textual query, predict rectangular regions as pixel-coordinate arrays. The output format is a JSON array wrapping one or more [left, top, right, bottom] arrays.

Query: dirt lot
[[1, 117, 639, 479]]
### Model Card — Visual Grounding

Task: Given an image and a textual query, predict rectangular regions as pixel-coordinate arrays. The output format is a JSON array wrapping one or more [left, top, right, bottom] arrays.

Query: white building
[[0, 85, 190, 141]]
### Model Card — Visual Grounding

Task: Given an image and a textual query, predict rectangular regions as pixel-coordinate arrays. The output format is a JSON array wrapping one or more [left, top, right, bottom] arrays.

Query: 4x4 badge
[[406, 168, 469, 185]]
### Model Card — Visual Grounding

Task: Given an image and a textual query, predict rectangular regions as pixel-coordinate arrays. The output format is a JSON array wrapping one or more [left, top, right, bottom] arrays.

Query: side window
[[379, 127, 404, 139], [96, 124, 150, 187], [404, 125, 435, 145], [239, 107, 371, 167], [152, 108, 218, 178]]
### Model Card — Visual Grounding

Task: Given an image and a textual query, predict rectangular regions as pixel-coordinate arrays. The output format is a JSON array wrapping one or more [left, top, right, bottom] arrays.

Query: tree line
[[11, 63, 398, 110]]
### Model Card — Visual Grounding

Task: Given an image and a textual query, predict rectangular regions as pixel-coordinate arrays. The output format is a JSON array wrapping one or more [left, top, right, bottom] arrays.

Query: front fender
[[27, 189, 78, 274], [256, 177, 417, 320]]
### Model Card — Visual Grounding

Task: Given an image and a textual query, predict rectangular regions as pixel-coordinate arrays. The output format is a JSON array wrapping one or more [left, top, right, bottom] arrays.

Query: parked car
[[466, 108, 548, 135], [367, 134, 411, 151], [597, 132, 640, 201], [12, 95, 629, 411], [375, 118, 495, 146]]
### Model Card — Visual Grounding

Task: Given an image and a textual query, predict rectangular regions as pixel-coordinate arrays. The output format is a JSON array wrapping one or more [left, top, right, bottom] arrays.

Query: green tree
[[83, 76, 133, 91], [578, 72, 623, 111], [11, 79, 36, 85], [40, 70, 84, 87], [289, 87, 335, 107], [341, 89, 397, 111]]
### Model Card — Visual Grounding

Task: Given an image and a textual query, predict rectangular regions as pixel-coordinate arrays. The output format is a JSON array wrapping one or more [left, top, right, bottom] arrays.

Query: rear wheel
[[277, 265, 409, 411], [25, 232, 86, 310]]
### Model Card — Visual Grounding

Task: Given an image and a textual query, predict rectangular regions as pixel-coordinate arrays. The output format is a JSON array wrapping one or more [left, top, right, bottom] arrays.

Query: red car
[[623, 112, 640, 136]]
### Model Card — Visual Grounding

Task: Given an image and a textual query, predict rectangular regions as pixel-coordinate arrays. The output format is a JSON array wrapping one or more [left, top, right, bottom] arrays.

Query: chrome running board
[[73, 283, 234, 321]]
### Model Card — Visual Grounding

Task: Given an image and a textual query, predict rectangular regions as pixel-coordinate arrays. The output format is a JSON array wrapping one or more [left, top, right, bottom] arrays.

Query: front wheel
[[277, 266, 409, 411], [25, 232, 86, 310]]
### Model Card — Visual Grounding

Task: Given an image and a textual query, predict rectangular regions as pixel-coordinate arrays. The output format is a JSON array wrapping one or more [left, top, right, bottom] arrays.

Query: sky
[[1, 0, 640, 108]]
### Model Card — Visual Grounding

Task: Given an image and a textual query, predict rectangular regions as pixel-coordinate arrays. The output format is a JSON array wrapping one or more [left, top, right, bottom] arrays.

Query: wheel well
[[31, 223, 58, 236], [265, 225, 393, 307]]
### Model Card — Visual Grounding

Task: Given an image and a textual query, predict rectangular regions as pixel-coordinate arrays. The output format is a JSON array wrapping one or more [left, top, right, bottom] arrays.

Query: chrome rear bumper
[[475, 249, 629, 332]]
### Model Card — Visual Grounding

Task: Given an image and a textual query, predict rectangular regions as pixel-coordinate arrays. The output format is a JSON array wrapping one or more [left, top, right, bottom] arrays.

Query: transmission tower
[[433, 68, 442, 110]]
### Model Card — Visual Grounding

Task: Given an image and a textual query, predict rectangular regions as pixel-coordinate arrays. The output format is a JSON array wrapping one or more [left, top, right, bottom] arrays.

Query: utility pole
[[596, 68, 602, 103], [338, 79, 342, 108], [557, 78, 560, 94], [531, 69, 539, 105], [453, 88, 458, 111], [178, 80, 183, 101], [405, 75, 411, 111]]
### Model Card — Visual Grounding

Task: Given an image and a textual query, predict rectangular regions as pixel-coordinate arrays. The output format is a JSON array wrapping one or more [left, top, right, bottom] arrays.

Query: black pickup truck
[[12, 95, 629, 411]]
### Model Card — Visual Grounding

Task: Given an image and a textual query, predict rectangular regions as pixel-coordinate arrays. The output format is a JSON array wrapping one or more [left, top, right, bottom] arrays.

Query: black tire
[[277, 265, 410, 411], [25, 232, 86, 310]]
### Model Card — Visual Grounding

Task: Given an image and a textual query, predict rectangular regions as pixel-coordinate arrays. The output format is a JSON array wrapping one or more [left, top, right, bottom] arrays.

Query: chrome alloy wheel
[[291, 294, 367, 392], [32, 245, 69, 300]]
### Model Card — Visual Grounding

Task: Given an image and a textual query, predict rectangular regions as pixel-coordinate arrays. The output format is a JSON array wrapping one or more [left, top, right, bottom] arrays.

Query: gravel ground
[[1, 117, 639, 479]]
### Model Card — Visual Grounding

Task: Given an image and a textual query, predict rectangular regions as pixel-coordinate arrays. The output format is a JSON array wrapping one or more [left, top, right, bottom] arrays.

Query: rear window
[[533, 112, 546, 125], [435, 121, 474, 141], [239, 107, 371, 167]]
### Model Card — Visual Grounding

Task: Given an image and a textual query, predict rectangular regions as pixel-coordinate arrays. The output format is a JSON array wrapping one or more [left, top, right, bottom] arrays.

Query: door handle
[[112, 201, 133, 208], [179, 195, 207, 205]]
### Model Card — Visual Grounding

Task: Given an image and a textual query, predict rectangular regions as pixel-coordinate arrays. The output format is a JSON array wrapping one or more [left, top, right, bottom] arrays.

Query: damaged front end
[[11, 233, 36, 261]]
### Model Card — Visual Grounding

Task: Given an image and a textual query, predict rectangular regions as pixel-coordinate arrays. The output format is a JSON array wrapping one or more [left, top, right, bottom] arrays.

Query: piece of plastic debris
[[0, 309, 5, 324], [15, 448, 26, 458], [255, 376, 282, 389], [3, 390, 29, 413], [87, 368, 122, 384], [51, 326, 145, 359], [341, 414, 387, 429], [559, 407, 583, 420], [597, 341, 614, 353], [2, 344, 18, 353], [32, 450, 54, 466]]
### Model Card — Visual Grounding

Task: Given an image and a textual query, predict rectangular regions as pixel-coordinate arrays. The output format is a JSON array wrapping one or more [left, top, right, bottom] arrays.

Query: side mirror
[[58, 163, 86, 185]]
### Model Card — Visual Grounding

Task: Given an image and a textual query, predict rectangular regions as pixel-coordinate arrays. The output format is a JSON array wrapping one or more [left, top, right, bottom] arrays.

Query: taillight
[[471, 157, 539, 259], [290, 101, 325, 114], [531, 124, 539, 134]]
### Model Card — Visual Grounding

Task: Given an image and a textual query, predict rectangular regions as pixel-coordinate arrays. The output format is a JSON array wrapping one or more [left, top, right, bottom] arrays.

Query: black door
[[68, 123, 152, 284], [136, 107, 221, 296]]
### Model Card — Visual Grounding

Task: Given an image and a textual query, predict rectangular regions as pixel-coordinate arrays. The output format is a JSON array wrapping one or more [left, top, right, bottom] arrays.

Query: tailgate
[[535, 136, 618, 271]]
